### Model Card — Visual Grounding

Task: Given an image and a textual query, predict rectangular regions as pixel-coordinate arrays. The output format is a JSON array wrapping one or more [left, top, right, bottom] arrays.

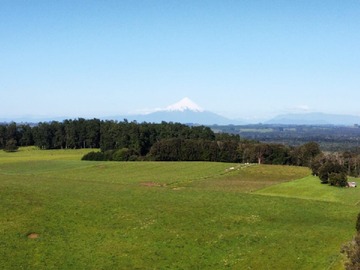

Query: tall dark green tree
[[64, 120, 77, 149], [51, 121, 65, 149], [6, 122, 18, 142], [100, 120, 118, 151], [85, 119, 101, 148], [0, 125, 6, 149], [18, 124, 34, 146], [33, 122, 53, 149], [291, 142, 321, 166]]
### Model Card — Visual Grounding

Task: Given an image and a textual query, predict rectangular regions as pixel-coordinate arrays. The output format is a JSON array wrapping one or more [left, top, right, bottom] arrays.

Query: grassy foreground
[[0, 148, 359, 269]]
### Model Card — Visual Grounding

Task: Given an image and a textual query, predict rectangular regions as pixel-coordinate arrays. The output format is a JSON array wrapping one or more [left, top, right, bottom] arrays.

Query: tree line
[[3, 119, 360, 182], [0, 119, 218, 152], [3, 118, 360, 188], [0, 119, 319, 164], [309, 150, 360, 187]]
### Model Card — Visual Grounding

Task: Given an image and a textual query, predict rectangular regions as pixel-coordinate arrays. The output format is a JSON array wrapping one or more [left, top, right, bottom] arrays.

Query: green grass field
[[0, 148, 359, 269]]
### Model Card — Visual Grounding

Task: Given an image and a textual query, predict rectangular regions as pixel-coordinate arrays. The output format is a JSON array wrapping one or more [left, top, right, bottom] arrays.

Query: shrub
[[317, 160, 347, 185], [112, 148, 139, 161], [3, 139, 19, 152], [81, 151, 105, 161], [103, 150, 115, 161], [342, 213, 360, 269], [343, 233, 360, 270], [328, 172, 348, 187]]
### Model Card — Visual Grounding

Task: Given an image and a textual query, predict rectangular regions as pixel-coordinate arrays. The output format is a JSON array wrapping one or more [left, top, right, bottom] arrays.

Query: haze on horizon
[[1, 1, 360, 121]]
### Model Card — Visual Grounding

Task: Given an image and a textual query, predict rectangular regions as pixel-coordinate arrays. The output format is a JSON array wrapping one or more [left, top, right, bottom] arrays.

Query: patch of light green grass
[[0, 146, 96, 163], [256, 175, 360, 205], [189, 164, 311, 192]]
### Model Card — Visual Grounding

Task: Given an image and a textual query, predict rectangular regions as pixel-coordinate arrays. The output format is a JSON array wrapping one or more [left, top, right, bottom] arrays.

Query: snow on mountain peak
[[164, 97, 204, 112]]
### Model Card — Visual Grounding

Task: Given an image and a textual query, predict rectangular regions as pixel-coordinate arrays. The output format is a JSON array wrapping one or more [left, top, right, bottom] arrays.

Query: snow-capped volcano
[[163, 97, 204, 112], [113, 97, 242, 125]]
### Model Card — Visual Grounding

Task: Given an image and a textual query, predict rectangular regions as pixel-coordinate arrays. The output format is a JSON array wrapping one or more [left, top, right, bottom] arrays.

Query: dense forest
[[2, 119, 360, 180], [0, 119, 317, 164]]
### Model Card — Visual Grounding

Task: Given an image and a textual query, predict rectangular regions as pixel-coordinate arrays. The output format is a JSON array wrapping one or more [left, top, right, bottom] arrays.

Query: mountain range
[[2, 97, 360, 126], [115, 98, 360, 126]]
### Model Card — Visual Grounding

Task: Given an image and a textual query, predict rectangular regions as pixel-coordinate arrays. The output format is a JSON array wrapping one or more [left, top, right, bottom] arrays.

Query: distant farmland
[[0, 148, 358, 269]]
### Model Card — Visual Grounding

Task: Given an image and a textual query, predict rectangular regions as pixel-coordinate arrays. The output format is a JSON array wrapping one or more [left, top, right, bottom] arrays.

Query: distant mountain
[[121, 98, 241, 125], [163, 97, 204, 112], [266, 112, 360, 126], [125, 110, 238, 125]]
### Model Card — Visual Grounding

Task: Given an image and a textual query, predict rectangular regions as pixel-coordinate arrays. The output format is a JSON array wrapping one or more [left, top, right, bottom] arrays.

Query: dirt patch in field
[[140, 182, 165, 187], [172, 187, 185, 191], [27, 233, 39, 239]]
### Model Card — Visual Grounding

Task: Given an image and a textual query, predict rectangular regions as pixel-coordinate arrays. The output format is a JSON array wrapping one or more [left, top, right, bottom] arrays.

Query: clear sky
[[1, 0, 360, 121]]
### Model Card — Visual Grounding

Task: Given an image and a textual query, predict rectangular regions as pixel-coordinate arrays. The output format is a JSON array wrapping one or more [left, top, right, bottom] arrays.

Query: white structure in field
[[348, 182, 357, 188]]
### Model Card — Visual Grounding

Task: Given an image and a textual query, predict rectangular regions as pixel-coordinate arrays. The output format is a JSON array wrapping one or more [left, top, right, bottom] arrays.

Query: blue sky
[[1, 0, 360, 121]]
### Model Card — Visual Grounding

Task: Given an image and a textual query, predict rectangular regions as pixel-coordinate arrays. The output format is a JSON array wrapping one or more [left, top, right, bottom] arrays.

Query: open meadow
[[0, 147, 359, 269]]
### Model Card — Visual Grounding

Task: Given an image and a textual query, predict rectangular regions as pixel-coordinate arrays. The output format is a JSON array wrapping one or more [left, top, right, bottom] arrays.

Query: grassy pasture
[[256, 175, 360, 205], [0, 148, 359, 269]]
